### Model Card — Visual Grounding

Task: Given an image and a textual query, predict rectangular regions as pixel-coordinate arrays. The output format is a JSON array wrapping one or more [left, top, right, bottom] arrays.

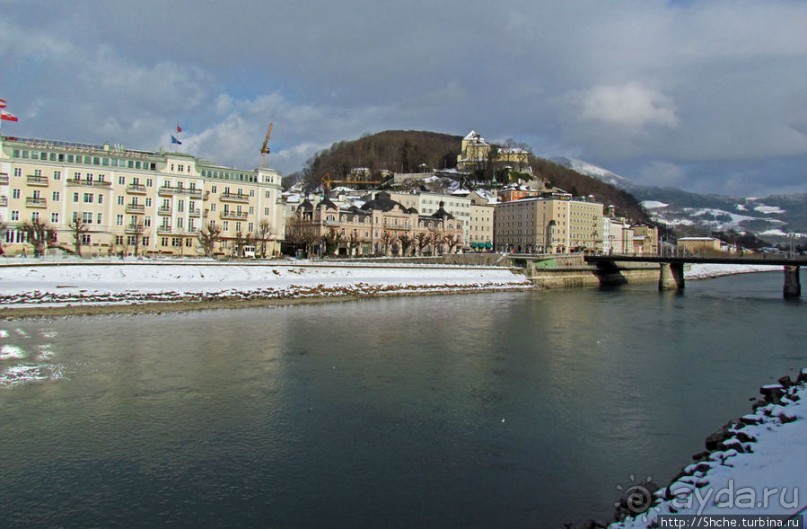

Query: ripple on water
[[0, 363, 65, 387], [0, 344, 27, 360]]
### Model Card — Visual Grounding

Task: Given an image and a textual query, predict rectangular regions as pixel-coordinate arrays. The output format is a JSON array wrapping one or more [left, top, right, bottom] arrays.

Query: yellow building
[[494, 193, 604, 253], [0, 135, 284, 257]]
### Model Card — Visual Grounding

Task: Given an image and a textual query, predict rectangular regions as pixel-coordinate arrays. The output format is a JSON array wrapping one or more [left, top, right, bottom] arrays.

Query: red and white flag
[[1, 110, 19, 122], [0, 98, 7, 109], [176, 123, 182, 133]]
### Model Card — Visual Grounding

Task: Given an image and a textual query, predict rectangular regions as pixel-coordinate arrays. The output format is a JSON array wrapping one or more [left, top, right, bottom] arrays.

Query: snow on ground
[[753, 204, 786, 215], [609, 373, 807, 527], [640, 200, 668, 209], [686, 263, 780, 279], [0, 259, 531, 308]]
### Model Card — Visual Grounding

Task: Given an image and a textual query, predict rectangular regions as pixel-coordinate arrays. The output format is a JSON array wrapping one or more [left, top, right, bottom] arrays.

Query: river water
[[1, 272, 805, 528]]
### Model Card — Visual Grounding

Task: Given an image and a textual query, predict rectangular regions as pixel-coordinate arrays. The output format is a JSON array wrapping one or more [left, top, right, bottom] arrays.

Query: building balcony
[[124, 223, 145, 234], [157, 226, 173, 234], [125, 203, 145, 214], [0, 196, 8, 207], [220, 192, 250, 203], [220, 210, 248, 221], [189, 208, 201, 217], [158, 186, 202, 198], [0, 173, 9, 185], [126, 183, 147, 194], [157, 206, 172, 216], [67, 178, 113, 188], [27, 175, 49, 186], [26, 197, 47, 208]]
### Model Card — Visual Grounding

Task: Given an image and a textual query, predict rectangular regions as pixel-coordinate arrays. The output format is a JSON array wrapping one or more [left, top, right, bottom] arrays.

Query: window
[[145, 198, 152, 207], [81, 234, 91, 245], [115, 236, 123, 245], [98, 195, 103, 204], [12, 189, 20, 199], [54, 170, 61, 180], [97, 213, 103, 225], [177, 199, 184, 213], [142, 237, 149, 246], [264, 208, 270, 216], [210, 203, 217, 212], [51, 213, 59, 223], [144, 216, 151, 227], [83, 193, 93, 203], [31, 211, 40, 221], [223, 221, 229, 231], [250, 190, 255, 197], [118, 176, 125, 185], [211, 185, 217, 193], [52, 191, 60, 201], [161, 238, 168, 247], [265, 191, 271, 198], [176, 217, 183, 229], [11, 211, 19, 221], [13, 168, 22, 177], [82, 212, 93, 224], [146, 178, 153, 187], [117, 196, 124, 205]]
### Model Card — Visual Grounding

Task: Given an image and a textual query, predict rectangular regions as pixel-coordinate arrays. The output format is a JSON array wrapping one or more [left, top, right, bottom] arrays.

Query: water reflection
[[0, 274, 804, 529]]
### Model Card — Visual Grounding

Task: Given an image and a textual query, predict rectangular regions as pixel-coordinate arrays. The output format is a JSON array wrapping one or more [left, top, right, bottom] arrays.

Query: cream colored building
[[387, 191, 472, 247], [0, 135, 284, 257], [467, 191, 495, 250], [494, 193, 604, 253], [288, 191, 463, 257]]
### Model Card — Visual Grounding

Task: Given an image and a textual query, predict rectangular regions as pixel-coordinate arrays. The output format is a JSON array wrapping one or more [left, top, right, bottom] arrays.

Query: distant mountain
[[551, 157, 807, 242]]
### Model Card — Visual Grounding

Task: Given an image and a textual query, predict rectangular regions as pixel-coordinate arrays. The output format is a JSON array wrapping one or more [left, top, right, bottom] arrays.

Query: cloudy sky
[[2, 0, 806, 197]]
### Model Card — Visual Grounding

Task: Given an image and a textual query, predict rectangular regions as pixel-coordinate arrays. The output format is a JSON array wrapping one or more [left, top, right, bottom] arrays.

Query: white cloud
[[573, 82, 679, 130], [3, 0, 807, 194]]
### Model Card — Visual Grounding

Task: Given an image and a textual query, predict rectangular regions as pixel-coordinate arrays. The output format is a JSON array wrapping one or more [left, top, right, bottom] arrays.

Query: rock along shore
[[566, 368, 807, 529]]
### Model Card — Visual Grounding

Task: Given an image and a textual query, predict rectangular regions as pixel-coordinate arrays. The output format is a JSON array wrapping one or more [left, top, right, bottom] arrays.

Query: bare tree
[[198, 221, 222, 257], [0, 219, 6, 257], [19, 218, 54, 257], [346, 231, 361, 257], [443, 233, 461, 254], [398, 233, 413, 257], [68, 216, 90, 256], [130, 221, 145, 257], [324, 227, 343, 256], [415, 231, 431, 256], [254, 219, 274, 258], [233, 231, 248, 257], [380, 230, 394, 256]]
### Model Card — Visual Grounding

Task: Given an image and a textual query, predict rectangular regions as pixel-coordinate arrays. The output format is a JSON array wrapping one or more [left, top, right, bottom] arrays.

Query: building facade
[[0, 136, 284, 257], [287, 191, 463, 257], [387, 191, 472, 247], [493, 193, 604, 254]]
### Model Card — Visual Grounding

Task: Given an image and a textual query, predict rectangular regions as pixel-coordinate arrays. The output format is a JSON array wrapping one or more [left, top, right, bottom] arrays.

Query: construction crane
[[260, 122, 273, 167]]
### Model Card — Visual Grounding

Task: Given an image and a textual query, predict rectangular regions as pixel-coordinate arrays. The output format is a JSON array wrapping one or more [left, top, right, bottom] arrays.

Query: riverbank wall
[[517, 255, 661, 289]]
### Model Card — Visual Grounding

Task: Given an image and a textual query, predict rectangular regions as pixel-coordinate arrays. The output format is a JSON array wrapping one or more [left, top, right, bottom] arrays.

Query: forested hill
[[529, 157, 651, 224], [294, 130, 463, 184], [286, 130, 651, 224]]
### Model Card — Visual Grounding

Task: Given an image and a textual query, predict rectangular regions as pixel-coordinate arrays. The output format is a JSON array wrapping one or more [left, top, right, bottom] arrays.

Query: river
[[0, 271, 804, 528]]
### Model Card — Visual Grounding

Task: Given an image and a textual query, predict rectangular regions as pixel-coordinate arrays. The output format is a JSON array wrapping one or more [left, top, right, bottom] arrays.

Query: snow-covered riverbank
[[0, 260, 532, 316]]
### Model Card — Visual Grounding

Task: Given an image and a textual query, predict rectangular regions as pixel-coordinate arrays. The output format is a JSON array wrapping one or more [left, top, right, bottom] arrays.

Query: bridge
[[584, 254, 807, 298]]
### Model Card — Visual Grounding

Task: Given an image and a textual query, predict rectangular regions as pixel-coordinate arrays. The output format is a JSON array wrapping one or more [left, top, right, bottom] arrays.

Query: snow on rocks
[[603, 369, 807, 529], [686, 263, 780, 280], [0, 261, 532, 310]]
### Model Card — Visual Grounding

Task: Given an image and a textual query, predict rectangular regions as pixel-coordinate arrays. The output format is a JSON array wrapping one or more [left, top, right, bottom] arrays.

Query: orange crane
[[260, 122, 273, 167]]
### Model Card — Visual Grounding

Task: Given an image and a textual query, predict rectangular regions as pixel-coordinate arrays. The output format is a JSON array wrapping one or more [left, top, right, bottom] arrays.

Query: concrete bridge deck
[[584, 254, 805, 298]]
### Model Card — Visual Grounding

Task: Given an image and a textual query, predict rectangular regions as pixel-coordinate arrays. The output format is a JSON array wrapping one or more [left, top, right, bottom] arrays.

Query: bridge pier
[[659, 262, 685, 291], [783, 266, 801, 298]]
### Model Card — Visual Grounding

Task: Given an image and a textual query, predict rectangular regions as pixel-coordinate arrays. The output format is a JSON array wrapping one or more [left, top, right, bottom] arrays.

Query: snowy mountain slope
[[550, 157, 806, 238]]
